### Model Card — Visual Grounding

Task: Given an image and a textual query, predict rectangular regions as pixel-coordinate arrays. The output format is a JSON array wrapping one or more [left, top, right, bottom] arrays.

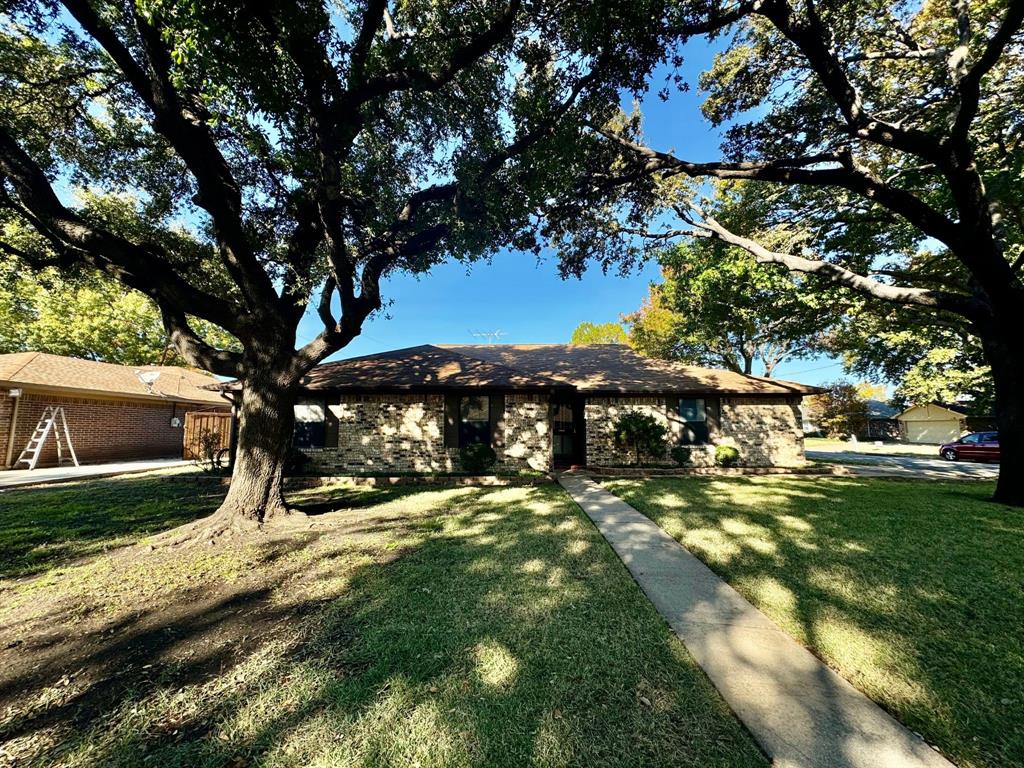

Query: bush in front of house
[[612, 412, 668, 466], [670, 445, 692, 466], [460, 443, 498, 474], [715, 445, 740, 467]]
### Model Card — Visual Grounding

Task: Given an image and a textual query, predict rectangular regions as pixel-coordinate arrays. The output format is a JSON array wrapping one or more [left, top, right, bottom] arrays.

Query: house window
[[678, 398, 709, 444], [293, 399, 326, 448], [459, 395, 491, 446]]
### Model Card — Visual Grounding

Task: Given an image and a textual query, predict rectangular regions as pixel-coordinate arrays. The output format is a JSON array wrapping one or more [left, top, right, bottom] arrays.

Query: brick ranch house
[[217, 344, 820, 473], [1, 352, 230, 468]]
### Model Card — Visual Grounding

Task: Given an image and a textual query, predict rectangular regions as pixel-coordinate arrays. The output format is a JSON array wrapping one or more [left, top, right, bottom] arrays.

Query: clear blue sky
[[297, 40, 847, 387]]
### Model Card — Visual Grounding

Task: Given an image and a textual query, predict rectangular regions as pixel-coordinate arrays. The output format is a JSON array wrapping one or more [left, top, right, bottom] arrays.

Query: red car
[[939, 431, 1000, 462]]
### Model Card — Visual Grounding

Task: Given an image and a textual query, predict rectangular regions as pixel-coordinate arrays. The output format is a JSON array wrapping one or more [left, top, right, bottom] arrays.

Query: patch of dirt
[[0, 503, 407, 765]]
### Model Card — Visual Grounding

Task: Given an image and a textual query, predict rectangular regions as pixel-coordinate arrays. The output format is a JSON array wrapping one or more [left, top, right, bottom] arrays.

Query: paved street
[[807, 450, 999, 480]]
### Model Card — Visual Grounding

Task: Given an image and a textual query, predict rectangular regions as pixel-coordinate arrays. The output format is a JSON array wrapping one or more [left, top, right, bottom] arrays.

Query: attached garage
[[897, 403, 969, 444], [1, 352, 230, 469]]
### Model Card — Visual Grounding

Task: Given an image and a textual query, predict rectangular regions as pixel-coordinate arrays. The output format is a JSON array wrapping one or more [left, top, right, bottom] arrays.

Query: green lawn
[[0, 476, 766, 767], [0, 467, 219, 579], [602, 476, 1024, 768]]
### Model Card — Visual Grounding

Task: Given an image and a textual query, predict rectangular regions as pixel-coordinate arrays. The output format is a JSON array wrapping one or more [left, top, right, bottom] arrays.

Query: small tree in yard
[[807, 382, 870, 440], [612, 412, 667, 466], [0, 0, 676, 534]]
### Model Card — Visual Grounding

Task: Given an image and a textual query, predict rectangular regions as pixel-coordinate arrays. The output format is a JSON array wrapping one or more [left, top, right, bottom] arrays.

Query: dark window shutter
[[706, 397, 720, 438], [489, 393, 505, 449], [444, 394, 460, 448], [324, 399, 339, 448], [665, 396, 682, 444]]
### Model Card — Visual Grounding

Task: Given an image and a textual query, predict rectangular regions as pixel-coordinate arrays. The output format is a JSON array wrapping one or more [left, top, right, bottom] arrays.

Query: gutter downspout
[[4, 393, 21, 468]]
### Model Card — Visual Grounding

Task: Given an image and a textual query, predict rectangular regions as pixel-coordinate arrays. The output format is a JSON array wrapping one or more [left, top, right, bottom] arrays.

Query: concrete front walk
[[0, 458, 189, 489], [558, 473, 954, 768]]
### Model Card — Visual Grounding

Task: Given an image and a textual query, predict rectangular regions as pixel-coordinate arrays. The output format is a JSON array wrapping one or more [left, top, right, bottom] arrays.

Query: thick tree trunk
[[215, 371, 299, 525], [981, 331, 1024, 506]]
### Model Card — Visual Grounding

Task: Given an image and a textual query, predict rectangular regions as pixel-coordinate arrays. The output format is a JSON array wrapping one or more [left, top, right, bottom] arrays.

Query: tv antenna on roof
[[469, 329, 506, 345]]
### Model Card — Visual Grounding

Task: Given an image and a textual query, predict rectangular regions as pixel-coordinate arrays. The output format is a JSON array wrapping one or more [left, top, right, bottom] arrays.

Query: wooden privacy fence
[[183, 411, 232, 461]]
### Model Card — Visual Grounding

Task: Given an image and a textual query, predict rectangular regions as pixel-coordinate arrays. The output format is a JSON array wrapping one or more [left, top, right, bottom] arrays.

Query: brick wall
[[499, 393, 550, 471], [2, 390, 226, 468], [585, 395, 805, 467], [720, 396, 805, 466], [309, 393, 453, 473], [302, 393, 552, 473], [585, 396, 675, 466]]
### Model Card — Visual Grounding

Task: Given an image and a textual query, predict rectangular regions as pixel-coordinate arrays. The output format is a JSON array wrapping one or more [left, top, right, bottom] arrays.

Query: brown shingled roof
[[297, 345, 571, 391], [441, 344, 821, 395], [261, 344, 819, 395], [0, 352, 229, 405]]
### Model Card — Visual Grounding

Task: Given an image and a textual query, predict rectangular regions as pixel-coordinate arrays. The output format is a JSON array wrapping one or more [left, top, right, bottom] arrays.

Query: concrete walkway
[[559, 473, 955, 768], [0, 458, 189, 489]]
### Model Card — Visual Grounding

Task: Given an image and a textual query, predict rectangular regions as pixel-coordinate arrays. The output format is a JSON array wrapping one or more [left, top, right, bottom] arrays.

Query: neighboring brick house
[[240, 344, 819, 472], [1, 352, 230, 468]]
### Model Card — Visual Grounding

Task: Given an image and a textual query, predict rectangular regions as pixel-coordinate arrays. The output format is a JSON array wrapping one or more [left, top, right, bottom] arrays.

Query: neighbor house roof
[[0, 352, 229, 405], [897, 401, 980, 418], [441, 344, 820, 395], [227, 343, 817, 396], [865, 399, 900, 419]]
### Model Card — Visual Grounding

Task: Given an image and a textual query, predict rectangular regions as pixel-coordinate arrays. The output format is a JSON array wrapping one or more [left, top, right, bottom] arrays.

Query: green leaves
[[569, 321, 628, 345], [625, 182, 832, 377]]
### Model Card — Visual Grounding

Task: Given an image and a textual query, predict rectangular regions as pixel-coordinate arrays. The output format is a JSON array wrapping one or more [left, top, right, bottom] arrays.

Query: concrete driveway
[[0, 458, 190, 489], [807, 450, 999, 480]]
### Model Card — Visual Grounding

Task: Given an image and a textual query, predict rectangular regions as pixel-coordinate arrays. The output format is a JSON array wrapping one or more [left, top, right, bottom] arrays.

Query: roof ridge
[[3, 351, 40, 382]]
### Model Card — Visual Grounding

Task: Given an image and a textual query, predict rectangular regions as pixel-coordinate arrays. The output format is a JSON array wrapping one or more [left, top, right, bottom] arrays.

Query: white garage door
[[904, 419, 960, 444]]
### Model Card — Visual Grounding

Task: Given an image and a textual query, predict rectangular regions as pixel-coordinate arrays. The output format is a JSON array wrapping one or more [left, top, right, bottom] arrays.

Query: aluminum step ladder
[[14, 406, 80, 470]]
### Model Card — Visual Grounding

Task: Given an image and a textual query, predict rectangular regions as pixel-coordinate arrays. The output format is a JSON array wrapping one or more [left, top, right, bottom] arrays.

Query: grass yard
[[602, 476, 1024, 768], [804, 437, 940, 456], [0, 473, 766, 768]]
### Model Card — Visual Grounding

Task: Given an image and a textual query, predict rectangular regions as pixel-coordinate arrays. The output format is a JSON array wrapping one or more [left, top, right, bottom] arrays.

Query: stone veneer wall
[[585, 397, 673, 466], [303, 392, 552, 473], [308, 394, 451, 473], [719, 396, 805, 466], [585, 395, 804, 468], [498, 393, 550, 471]]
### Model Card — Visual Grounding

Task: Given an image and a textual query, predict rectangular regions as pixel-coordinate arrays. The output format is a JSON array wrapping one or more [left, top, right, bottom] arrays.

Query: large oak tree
[[558, 0, 1024, 505], [0, 0, 672, 531]]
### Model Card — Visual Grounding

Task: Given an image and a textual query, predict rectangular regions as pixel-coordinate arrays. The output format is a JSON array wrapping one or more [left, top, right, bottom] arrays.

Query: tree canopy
[[0, 252, 236, 365], [551, 0, 1024, 504], [570, 321, 628, 345], [0, 0, 679, 523], [625, 182, 831, 376]]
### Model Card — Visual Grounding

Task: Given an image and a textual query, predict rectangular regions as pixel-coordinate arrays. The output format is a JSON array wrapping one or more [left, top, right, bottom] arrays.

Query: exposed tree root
[[148, 506, 310, 549]]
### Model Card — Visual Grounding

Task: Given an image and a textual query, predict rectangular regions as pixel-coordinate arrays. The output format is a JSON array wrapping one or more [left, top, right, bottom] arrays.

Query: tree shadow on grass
[[0, 474, 417, 581], [1, 484, 766, 768], [606, 476, 1024, 768]]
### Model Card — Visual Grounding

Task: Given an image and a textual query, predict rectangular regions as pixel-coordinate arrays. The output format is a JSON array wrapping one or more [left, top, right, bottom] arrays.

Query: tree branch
[[160, 306, 243, 378], [681, 200, 984, 320], [353, 0, 521, 104], [59, 0, 281, 313], [951, 0, 1024, 139], [0, 124, 242, 334], [595, 127, 962, 249]]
